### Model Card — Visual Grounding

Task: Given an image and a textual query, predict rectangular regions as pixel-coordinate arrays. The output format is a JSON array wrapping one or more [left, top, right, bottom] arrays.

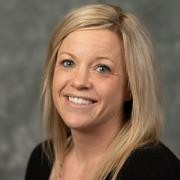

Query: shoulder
[[25, 141, 53, 180], [118, 142, 180, 180]]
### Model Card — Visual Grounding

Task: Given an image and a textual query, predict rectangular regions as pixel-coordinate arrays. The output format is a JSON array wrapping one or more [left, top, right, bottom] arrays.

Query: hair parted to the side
[[41, 4, 164, 180]]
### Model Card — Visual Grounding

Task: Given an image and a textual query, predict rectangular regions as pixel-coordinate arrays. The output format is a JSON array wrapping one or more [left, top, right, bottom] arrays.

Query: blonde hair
[[41, 4, 163, 180]]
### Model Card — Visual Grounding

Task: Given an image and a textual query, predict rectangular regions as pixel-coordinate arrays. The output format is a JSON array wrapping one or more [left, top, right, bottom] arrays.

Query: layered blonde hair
[[41, 4, 163, 180]]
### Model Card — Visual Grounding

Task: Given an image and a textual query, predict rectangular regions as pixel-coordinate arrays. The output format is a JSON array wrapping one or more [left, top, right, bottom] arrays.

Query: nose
[[71, 66, 92, 90]]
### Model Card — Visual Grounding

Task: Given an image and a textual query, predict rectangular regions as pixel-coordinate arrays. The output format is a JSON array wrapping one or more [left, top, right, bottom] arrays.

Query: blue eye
[[60, 59, 75, 68], [96, 64, 111, 73]]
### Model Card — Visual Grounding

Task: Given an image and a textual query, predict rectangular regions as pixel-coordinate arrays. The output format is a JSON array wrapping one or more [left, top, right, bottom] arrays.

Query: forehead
[[58, 29, 123, 58]]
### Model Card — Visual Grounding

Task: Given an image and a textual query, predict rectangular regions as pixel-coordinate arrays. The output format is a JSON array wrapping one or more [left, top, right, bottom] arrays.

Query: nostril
[[71, 83, 91, 90], [71, 77, 92, 90]]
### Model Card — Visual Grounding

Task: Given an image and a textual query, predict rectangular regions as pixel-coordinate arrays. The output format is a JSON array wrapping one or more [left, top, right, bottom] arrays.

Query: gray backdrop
[[0, 0, 179, 180]]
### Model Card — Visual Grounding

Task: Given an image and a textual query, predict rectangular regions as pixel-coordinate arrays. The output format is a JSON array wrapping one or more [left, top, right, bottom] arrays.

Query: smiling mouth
[[67, 96, 97, 105]]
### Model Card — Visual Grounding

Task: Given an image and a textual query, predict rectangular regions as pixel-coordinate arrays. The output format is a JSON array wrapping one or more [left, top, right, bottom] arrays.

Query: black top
[[25, 142, 180, 180]]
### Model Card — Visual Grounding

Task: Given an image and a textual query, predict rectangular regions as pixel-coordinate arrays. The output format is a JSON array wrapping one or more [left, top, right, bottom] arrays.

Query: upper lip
[[63, 93, 98, 102]]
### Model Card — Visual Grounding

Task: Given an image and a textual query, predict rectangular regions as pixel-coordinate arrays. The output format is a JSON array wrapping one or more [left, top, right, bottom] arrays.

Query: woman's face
[[52, 29, 128, 132]]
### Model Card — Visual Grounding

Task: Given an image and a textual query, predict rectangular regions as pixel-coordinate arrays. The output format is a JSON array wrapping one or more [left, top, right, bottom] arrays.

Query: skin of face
[[52, 29, 128, 133]]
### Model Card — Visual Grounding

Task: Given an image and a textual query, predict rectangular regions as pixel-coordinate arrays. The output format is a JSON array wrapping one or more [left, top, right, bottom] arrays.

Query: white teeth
[[68, 96, 93, 105]]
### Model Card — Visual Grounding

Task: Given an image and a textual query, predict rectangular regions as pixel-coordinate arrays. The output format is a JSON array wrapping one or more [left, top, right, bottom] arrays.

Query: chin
[[62, 117, 95, 132]]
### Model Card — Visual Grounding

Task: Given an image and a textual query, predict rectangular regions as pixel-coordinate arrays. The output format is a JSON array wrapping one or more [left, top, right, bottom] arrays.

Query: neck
[[70, 119, 122, 165]]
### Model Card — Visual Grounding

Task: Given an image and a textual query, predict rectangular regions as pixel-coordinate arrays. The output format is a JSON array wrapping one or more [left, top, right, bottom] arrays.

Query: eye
[[60, 59, 75, 68], [96, 64, 111, 74]]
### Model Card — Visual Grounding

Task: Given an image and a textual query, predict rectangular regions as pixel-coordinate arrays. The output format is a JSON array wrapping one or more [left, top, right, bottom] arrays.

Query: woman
[[25, 4, 180, 180]]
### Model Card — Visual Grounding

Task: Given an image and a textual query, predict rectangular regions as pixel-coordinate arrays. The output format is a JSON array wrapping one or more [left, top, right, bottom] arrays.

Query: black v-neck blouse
[[25, 142, 180, 180]]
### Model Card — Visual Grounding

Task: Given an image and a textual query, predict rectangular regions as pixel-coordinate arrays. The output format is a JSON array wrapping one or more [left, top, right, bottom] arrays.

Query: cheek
[[96, 78, 126, 102], [52, 73, 59, 106], [52, 71, 70, 108], [52, 72, 60, 95], [52, 70, 69, 93]]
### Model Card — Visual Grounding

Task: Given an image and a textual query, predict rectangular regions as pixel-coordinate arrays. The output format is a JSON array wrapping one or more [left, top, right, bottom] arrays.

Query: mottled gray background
[[0, 0, 179, 179]]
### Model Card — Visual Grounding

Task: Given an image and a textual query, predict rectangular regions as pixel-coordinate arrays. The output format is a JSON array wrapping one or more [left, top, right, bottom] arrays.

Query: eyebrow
[[96, 56, 115, 64], [58, 51, 115, 64], [58, 51, 77, 60]]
